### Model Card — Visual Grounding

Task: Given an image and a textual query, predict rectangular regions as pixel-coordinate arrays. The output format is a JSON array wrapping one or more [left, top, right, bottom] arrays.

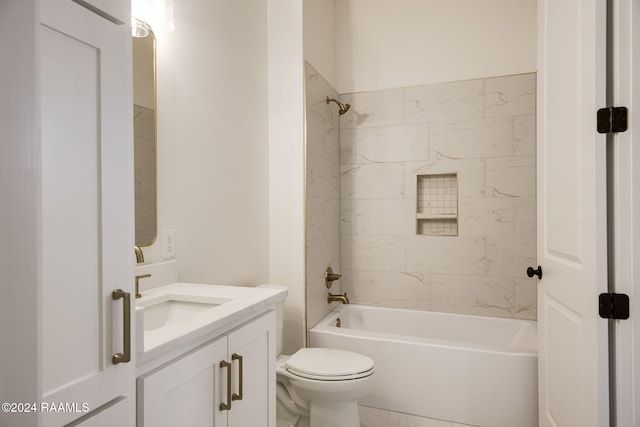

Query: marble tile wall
[[305, 62, 343, 330], [340, 73, 537, 320]]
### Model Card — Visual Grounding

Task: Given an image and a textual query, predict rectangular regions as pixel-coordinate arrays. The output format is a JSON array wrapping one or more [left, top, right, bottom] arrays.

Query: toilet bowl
[[276, 348, 374, 427], [258, 285, 374, 427]]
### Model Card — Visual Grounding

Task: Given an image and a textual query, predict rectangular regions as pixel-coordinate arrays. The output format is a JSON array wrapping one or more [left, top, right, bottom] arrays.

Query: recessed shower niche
[[416, 173, 458, 236]]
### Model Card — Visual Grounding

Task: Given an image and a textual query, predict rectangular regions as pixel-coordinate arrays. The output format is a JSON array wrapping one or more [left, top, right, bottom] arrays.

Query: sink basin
[[136, 294, 233, 352], [144, 300, 222, 331], [134, 282, 288, 366]]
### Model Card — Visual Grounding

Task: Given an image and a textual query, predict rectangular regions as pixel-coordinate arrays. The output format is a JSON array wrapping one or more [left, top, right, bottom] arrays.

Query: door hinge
[[597, 106, 628, 133], [599, 293, 630, 319]]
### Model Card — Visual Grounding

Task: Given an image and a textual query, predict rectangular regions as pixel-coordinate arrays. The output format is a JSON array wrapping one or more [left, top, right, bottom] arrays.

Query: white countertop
[[135, 282, 287, 373]]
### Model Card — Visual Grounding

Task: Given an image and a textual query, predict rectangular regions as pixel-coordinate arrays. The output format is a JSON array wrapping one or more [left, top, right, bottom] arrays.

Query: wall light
[[132, 0, 175, 34]]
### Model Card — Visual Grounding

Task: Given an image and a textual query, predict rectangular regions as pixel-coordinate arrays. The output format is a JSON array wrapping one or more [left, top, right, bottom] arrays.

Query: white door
[[40, 1, 134, 425], [537, 0, 609, 426], [609, 0, 640, 424]]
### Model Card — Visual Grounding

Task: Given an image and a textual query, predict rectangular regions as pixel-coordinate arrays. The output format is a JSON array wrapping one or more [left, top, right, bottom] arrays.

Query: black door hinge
[[599, 293, 630, 319], [597, 106, 628, 133]]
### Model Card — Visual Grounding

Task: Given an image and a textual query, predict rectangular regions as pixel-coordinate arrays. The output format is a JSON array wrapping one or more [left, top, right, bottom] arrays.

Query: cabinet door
[[39, 1, 134, 426], [72, 398, 130, 427], [227, 311, 276, 427], [138, 337, 228, 427], [74, 0, 130, 25]]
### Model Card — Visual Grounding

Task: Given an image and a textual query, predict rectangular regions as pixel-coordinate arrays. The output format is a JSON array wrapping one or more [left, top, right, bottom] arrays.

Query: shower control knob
[[527, 266, 542, 280]]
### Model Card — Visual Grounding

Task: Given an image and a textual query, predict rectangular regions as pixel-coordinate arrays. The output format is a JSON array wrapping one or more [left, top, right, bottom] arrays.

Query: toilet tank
[[257, 284, 287, 356]]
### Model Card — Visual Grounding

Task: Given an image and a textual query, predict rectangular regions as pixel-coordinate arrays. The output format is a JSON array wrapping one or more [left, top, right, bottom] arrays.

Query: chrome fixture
[[328, 292, 349, 304], [326, 96, 351, 115], [135, 274, 152, 298], [134, 245, 145, 264], [325, 266, 342, 288]]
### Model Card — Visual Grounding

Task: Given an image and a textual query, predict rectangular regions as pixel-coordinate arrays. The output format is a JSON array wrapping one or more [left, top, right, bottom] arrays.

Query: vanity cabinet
[[138, 311, 276, 427], [39, 0, 134, 426]]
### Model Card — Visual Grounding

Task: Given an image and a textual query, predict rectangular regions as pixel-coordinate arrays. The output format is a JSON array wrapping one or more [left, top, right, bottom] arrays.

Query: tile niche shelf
[[416, 173, 458, 236]]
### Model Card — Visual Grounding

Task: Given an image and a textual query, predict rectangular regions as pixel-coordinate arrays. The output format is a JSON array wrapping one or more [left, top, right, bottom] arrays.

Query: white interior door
[[610, 0, 640, 425], [40, 1, 134, 425], [537, 0, 609, 426]]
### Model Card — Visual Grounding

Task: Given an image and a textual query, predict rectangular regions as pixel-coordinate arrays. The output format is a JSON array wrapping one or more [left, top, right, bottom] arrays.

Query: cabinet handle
[[112, 289, 131, 364], [219, 360, 232, 411], [232, 353, 243, 401]]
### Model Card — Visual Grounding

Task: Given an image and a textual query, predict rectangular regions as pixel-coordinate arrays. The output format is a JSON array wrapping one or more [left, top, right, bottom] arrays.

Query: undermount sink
[[143, 299, 223, 331], [136, 293, 233, 352], [134, 282, 288, 365]]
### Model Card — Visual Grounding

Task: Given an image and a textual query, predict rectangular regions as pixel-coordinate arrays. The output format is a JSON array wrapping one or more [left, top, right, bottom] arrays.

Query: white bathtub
[[309, 305, 538, 427]]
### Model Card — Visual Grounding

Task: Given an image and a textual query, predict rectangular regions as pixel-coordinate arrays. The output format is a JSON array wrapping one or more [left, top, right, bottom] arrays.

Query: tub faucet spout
[[328, 292, 349, 304]]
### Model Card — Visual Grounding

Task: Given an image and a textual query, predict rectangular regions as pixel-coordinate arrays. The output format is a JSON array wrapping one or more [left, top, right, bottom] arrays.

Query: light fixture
[[131, 17, 151, 38], [131, 0, 175, 35]]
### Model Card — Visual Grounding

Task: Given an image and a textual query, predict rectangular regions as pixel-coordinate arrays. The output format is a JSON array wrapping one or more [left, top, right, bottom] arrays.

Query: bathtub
[[309, 305, 538, 427]]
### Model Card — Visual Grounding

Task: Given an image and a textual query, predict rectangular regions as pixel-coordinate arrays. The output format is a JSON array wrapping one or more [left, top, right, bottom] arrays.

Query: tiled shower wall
[[340, 73, 538, 320], [305, 62, 343, 330]]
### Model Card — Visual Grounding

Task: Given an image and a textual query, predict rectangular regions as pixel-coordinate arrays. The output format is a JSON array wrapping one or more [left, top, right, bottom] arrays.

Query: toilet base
[[309, 400, 360, 427]]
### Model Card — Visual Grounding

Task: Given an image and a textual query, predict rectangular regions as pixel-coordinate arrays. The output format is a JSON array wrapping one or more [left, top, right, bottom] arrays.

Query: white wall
[[268, 0, 307, 353], [303, 0, 337, 89], [336, 0, 537, 93], [150, 0, 270, 285]]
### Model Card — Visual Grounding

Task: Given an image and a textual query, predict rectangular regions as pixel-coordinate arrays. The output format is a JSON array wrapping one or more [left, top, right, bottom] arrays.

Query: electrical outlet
[[163, 229, 176, 259]]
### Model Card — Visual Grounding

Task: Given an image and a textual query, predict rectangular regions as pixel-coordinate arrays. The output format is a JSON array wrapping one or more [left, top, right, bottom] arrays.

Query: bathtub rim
[[310, 304, 538, 357]]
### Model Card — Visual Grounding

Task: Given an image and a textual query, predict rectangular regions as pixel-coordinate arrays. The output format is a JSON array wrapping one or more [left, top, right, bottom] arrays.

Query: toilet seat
[[285, 348, 374, 381]]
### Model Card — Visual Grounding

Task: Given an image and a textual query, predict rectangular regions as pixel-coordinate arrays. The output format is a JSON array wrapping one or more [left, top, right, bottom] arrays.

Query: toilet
[[260, 285, 374, 427]]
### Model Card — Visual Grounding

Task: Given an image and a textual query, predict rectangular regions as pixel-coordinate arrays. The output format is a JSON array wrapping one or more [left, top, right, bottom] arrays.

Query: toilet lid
[[285, 348, 374, 380]]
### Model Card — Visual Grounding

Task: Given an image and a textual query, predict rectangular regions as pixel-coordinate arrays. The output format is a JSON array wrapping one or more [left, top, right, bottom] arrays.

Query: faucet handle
[[325, 266, 342, 288]]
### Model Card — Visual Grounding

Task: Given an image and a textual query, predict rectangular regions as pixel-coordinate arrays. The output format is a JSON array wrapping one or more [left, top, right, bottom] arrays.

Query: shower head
[[326, 96, 351, 116]]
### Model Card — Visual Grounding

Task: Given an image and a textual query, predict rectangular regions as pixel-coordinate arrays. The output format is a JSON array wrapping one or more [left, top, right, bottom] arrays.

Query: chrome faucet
[[134, 246, 144, 264], [327, 292, 349, 304], [135, 274, 152, 298]]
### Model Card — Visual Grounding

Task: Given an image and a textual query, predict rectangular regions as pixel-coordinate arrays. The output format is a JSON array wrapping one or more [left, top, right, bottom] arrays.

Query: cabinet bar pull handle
[[232, 353, 243, 401], [219, 360, 232, 411], [112, 289, 131, 364]]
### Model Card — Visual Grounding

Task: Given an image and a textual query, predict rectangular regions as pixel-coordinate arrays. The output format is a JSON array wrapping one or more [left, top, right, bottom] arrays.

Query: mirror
[[133, 27, 157, 247]]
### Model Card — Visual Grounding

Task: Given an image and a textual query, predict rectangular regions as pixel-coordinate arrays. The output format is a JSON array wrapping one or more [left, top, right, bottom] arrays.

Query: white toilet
[[261, 285, 374, 427]]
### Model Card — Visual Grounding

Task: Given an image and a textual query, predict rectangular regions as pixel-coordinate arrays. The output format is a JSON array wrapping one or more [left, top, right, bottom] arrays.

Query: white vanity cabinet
[[39, 0, 134, 426], [138, 311, 276, 427]]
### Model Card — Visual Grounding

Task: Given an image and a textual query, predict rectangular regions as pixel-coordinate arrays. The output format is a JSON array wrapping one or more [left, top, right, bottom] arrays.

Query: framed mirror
[[133, 23, 157, 247]]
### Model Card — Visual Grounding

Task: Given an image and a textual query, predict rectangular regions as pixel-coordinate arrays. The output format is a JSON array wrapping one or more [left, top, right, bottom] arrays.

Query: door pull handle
[[112, 289, 131, 364], [232, 353, 243, 401], [220, 360, 232, 411]]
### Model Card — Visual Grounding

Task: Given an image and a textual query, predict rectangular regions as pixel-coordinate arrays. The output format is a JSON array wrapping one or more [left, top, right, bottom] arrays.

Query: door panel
[[39, 0, 133, 425], [537, 0, 609, 425], [41, 23, 102, 394], [138, 338, 228, 427], [227, 311, 276, 427]]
